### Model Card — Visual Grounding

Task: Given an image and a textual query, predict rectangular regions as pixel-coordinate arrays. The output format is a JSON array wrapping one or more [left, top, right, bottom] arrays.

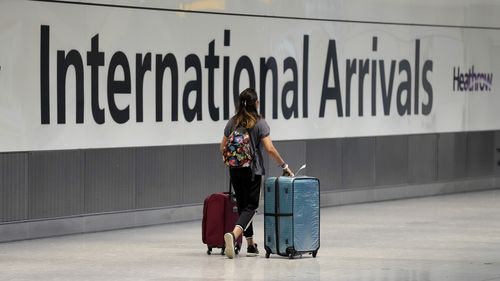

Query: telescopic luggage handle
[[295, 164, 306, 177]]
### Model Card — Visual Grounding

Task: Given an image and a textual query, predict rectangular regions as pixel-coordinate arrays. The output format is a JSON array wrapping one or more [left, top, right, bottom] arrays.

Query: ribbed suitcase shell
[[202, 192, 242, 255], [264, 176, 320, 258]]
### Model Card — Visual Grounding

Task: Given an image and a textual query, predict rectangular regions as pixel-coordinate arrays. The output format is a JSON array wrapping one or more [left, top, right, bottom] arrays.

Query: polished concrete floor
[[1, 189, 500, 281]]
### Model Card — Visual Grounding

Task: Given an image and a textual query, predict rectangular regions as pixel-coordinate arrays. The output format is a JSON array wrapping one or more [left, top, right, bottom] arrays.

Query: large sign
[[0, 1, 499, 152]]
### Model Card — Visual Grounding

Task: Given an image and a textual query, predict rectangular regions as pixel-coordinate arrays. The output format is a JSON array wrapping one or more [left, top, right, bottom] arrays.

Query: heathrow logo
[[453, 66, 493, 92]]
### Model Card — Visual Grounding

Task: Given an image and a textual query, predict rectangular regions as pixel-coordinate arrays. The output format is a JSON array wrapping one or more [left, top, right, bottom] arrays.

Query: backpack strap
[[246, 127, 256, 181]]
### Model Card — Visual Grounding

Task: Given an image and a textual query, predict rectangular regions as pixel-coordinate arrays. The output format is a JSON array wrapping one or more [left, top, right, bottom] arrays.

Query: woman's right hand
[[282, 166, 294, 177]]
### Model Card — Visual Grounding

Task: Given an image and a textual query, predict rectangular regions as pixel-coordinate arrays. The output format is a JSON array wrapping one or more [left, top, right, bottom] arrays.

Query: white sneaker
[[224, 232, 235, 259]]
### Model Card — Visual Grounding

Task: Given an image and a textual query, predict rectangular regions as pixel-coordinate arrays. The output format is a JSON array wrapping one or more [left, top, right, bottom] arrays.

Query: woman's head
[[234, 88, 260, 128]]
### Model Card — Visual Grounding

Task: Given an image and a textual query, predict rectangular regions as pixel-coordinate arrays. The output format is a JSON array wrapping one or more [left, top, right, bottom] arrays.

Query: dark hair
[[233, 88, 260, 128]]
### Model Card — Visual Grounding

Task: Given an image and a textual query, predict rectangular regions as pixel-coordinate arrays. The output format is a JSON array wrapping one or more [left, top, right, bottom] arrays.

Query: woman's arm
[[261, 136, 294, 176]]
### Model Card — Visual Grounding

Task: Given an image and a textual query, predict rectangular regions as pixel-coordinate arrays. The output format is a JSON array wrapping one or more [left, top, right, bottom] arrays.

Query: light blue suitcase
[[264, 176, 320, 259]]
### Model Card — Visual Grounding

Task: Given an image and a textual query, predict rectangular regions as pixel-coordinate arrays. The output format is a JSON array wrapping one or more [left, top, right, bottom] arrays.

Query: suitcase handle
[[295, 164, 307, 177], [282, 164, 307, 177]]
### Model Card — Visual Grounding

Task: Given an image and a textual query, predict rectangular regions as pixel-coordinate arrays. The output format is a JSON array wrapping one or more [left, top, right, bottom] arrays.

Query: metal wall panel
[[409, 135, 437, 183], [437, 133, 454, 181], [453, 133, 468, 179], [438, 133, 468, 181], [136, 146, 184, 208], [495, 132, 500, 175], [467, 131, 494, 177], [0, 153, 28, 222], [84, 148, 135, 213], [342, 137, 375, 188], [375, 135, 409, 186], [28, 151, 84, 219], [182, 144, 228, 204], [306, 139, 342, 191], [2, 130, 500, 228]]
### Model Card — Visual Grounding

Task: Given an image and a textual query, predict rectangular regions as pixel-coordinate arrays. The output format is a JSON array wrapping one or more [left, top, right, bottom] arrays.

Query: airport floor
[[1, 189, 499, 281]]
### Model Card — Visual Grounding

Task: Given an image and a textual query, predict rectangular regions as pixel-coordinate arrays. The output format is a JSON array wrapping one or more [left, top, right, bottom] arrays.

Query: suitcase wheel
[[207, 247, 212, 255], [265, 251, 271, 259], [220, 247, 225, 255], [312, 250, 318, 258], [286, 248, 300, 259]]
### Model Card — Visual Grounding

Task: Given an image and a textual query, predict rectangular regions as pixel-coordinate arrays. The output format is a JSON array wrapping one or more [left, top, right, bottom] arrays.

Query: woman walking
[[220, 88, 294, 259]]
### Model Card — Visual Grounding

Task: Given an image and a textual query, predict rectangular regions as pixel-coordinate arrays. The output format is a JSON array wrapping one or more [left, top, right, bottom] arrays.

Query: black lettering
[[397, 60, 412, 115], [57, 50, 84, 124], [282, 57, 298, 119], [223, 56, 230, 120], [453, 67, 460, 91], [358, 59, 369, 116], [379, 60, 396, 116], [183, 54, 202, 122], [205, 40, 220, 121], [371, 37, 378, 116], [422, 60, 433, 115], [302, 35, 309, 118], [414, 39, 420, 114], [86, 34, 105, 124], [345, 59, 357, 117], [319, 40, 343, 117], [223, 30, 231, 120], [259, 57, 278, 119], [156, 53, 178, 121], [371, 59, 377, 116], [107, 52, 131, 124], [40, 25, 50, 124], [135, 53, 151, 122], [224, 29, 230, 47], [233, 56, 255, 107]]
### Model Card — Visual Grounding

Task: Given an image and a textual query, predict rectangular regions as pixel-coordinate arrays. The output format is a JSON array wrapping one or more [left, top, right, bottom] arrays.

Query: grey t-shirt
[[224, 118, 270, 175]]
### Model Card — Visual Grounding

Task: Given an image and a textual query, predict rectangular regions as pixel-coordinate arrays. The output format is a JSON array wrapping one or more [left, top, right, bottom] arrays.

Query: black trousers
[[229, 167, 262, 238]]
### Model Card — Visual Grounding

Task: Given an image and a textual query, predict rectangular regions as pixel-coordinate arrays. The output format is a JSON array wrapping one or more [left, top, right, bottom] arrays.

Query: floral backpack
[[223, 127, 253, 167]]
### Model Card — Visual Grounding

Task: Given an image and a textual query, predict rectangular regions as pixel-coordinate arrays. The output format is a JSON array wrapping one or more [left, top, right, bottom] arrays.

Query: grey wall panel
[[182, 144, 228, 204], [495, 132, 500, 175], [2, 130, 500, 234], [28, 151, 84, 219], [136, 146, 184, 208], [467, 131, 494, 177], [409, 135, 437, 183], [85, 149, 135, 213], [269, 141, 307, 177], [375, 135, 409, 186], [0, 153, 28, 222], [342, 137, 375, 188], [437, 133, 454, 181], [453, 133, 468, 179], [306, 139, 342, 191], [438, 133, 467, 181]]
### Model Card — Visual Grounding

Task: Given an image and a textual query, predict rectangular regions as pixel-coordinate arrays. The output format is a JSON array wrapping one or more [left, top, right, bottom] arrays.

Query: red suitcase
[[202, 189, 242, 255]]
